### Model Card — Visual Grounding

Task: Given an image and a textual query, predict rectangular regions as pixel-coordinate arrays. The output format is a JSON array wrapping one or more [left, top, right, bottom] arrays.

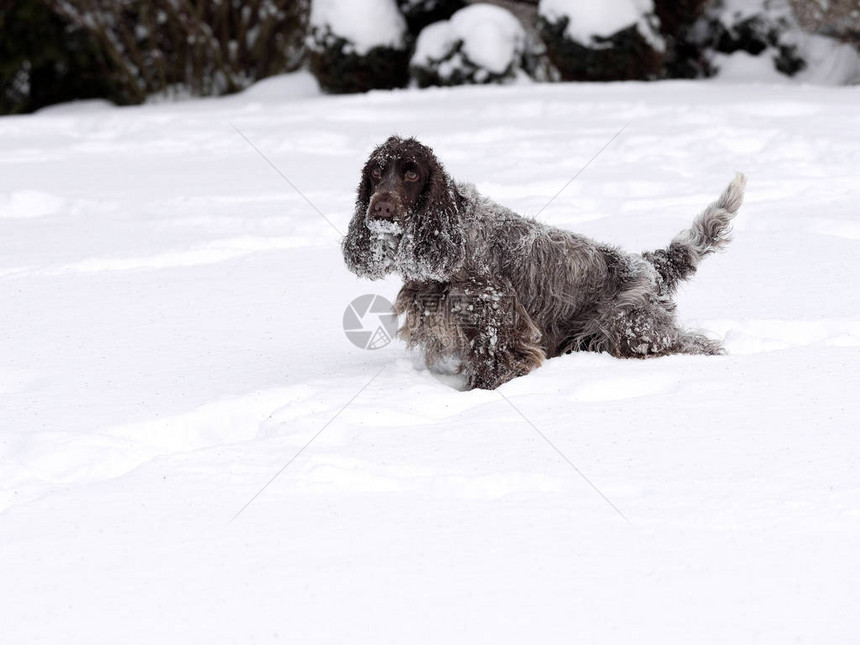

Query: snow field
[[1, 73, 859, 642]]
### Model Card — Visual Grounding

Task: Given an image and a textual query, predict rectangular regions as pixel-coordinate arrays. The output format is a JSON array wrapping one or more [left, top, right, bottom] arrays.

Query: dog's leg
[[455, 278, 545, 390], [599, 302, 724, 358], [395, 280, 463, 371], [396, 277, 545, 390], [674, 332, 724, 355]]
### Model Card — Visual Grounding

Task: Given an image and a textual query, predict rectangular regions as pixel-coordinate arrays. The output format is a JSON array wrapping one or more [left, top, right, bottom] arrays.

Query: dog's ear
[[342, 150, 389, 278], [399, 154, 466, 281], [356, 168, 370, 215]]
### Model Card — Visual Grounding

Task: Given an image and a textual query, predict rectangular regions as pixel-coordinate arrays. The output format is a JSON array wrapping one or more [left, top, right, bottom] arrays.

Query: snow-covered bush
[[708, 0, 805, 76], [704, 0, 860, 84], [307, 0, 411, 93], [410, 4, 529, 87], [396, 0, 465, 33], [537, 0, 665, 81]]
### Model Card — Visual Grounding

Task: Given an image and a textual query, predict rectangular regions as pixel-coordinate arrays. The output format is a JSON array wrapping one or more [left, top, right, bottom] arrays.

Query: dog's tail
[[643, 172, 746, 295]]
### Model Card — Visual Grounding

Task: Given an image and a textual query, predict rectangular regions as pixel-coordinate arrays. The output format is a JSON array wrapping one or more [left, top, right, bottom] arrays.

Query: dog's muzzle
[[368, 192, 404, 223]]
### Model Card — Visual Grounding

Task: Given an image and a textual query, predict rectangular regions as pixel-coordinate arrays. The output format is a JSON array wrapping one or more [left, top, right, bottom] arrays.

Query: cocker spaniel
[[343, 136, 746, 390]]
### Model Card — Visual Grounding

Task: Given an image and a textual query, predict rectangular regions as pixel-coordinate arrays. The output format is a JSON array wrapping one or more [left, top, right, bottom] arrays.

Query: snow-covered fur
[[343, 136, 746, 390]]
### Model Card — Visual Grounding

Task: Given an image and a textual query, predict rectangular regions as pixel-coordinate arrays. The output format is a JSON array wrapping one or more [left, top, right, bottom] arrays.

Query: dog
[[343, 135, 745, 390]]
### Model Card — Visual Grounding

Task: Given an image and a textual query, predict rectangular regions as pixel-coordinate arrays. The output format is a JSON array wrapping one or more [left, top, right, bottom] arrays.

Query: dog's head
[[342, 136, 466, 281]]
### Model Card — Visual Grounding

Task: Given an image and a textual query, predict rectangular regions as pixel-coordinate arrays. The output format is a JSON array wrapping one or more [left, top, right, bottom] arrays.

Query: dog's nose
[[373, 200, 396, 220]]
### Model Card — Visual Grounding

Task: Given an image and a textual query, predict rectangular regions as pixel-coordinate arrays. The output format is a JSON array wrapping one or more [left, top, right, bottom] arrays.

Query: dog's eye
[[371, 167, 382, 180], [404, 170, 419, 182]]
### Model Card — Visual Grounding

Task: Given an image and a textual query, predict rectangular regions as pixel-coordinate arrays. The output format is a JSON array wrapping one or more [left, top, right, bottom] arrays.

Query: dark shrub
[[0, 0, 112, 114], [308, 27, 411, 93], [653, 0, 713, 78], [46, 0, 308, 104], [396, 0, 465, 34], [537, 4, 664, 81]]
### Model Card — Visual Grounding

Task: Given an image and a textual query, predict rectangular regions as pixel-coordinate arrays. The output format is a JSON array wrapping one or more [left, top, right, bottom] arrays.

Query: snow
[[2, 70, 860, 642], [413, 20, 454, 63], [0, 189, 65, 219], [712, 36, 860, 87], [539, 0, 658, 44], [309, 0, 407, 54], [790, 33, 860, 85], [713, 50, 793, 83], [412, 4, 526, 75]]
